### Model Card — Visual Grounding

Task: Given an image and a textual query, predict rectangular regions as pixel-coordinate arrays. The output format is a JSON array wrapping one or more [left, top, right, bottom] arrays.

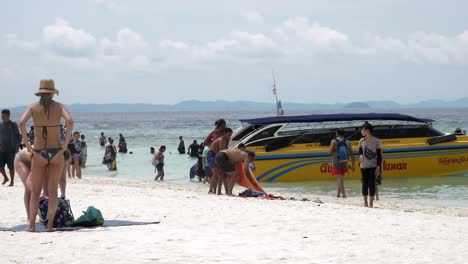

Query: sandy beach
[[0, 178, 467, 264]]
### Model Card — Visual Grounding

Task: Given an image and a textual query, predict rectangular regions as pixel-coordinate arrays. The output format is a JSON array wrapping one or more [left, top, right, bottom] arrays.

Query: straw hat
[[35, 79, 59, 96]]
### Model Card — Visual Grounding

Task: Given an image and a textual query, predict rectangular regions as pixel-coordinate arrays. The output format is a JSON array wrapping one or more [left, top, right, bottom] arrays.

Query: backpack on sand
[[39, 198, 75, 228], [73, 206, 104, 227]]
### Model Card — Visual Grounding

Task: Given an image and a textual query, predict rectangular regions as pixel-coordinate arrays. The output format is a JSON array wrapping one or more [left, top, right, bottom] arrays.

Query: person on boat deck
[[329, 129, 355, 198], [178, 136, 186, 154], [154, 145, 166, 181], [14, 148, 71, 222], [187, 140, 199, 158], [209, 128, 233, 195], [359, 122, 383, 208], [214, 149, 256, 196], [19, 79, 74, 232], [99, 132, 107, 147]]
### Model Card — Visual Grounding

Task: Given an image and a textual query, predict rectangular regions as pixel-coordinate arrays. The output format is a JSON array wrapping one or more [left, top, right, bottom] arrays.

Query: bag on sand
[[39, 198, 75, 228], [73, 206, 104, 227]]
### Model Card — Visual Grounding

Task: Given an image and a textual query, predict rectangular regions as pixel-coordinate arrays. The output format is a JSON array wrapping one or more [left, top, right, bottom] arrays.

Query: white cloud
[[282, 17, 349, 47], [116, 28, 148, 49], [5, 33, 40, 51], [363, 31, 468, 65], [242, 11, 264, 25], [101, 28, 148, 55], [42, 18, 97, 57], [159, 31, 282, 62]]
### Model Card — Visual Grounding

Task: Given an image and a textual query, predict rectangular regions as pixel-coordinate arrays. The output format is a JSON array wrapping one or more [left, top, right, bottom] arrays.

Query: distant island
[[3, 98, 467, 113]]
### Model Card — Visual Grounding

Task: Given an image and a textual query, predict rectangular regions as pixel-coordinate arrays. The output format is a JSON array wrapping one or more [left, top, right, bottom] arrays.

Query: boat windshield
[[243, 122, 444, 147]]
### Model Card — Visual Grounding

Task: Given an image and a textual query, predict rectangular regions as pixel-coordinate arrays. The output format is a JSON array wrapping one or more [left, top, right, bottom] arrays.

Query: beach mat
[[235, 163, 265, 193], [0, 220, 161, 233]]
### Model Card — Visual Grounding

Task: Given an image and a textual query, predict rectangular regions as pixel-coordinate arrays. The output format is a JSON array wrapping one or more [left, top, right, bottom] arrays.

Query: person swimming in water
[[19, 79, 73, 232]]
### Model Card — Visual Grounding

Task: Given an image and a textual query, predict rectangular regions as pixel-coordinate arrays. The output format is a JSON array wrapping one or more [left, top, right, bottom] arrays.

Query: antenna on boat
[[272, 69, 284, 117]]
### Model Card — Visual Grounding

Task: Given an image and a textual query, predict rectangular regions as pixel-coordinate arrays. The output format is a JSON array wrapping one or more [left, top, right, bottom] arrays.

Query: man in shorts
[[214, 149, 256, 196], [0, 109, 21, 186]]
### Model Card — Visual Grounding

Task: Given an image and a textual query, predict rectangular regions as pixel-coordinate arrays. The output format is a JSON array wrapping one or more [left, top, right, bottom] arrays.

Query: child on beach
[[154, 145, 166, 181], [359, 122, 383, 208], [329, 129, 355, 198]]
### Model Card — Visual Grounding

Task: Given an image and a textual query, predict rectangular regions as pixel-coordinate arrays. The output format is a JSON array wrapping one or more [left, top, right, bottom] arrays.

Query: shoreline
[[75, 177, 468, 217]]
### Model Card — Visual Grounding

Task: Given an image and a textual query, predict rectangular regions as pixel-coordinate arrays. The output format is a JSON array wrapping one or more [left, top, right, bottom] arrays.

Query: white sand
[[1, 178, 467, 264]]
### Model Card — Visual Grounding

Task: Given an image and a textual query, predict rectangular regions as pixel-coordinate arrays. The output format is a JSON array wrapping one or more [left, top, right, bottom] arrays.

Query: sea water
[[11, 108, 468, 208]]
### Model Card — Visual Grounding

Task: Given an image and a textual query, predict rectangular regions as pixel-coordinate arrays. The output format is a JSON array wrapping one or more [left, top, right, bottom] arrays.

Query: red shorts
[[331, 167, 348, 176]]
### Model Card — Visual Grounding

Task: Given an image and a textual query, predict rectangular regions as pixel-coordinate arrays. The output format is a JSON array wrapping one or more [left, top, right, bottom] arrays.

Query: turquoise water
[[10, 108, 468, 207]]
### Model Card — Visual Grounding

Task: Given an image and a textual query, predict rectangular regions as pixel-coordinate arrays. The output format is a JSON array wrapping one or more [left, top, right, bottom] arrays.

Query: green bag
[[72, 206, 104, 227]]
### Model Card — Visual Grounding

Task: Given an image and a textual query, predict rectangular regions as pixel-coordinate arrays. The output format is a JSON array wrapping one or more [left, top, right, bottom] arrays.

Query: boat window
[[231, 124, 265, 141], [245, 125, 282, 144], [246, 125, 444, 146]]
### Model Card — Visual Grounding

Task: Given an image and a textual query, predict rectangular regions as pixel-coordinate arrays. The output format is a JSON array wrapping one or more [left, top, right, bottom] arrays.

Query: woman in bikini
[[15, 148, 71, 222], [19, 79, 73, 232]]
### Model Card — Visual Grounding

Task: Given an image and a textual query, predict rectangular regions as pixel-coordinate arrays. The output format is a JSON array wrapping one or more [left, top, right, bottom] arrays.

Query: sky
[[1, 0, 468, 107]]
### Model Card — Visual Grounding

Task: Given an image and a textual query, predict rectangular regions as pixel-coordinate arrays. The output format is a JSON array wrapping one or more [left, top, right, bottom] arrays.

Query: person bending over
[[214, 149, 256, 196]]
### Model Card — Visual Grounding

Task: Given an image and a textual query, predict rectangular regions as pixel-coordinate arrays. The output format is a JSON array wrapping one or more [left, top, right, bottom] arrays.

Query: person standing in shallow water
[[154, 145, 166, 181], [104, 138, 117, 171], [80, 134, 87, 168], [19, 79, 73, 232], [359, 122, 383, 208], [99, 132, 107, 147], [118, 134, 128, 153], [178, 136, 185, 154], [71, 131, 82, 178], [187, 140, 199, 158]]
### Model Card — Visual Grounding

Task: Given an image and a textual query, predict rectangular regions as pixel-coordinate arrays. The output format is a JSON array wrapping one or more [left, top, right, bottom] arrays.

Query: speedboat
[[231, 113, 468, 182]]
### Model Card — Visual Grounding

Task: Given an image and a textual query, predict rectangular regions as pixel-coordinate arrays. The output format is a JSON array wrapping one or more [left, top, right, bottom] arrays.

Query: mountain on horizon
[[3, 98, 467, 113]]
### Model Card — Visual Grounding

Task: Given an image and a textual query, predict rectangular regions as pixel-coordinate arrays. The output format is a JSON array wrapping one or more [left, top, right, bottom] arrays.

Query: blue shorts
[[0, 152, 15, 170], [204, 166, 212, 177], [155, 164, 164, 172], [207, 150, 216, 169]]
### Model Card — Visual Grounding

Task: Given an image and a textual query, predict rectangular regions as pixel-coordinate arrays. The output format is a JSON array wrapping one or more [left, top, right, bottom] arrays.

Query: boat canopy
[[239, 113, 434, 125]]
